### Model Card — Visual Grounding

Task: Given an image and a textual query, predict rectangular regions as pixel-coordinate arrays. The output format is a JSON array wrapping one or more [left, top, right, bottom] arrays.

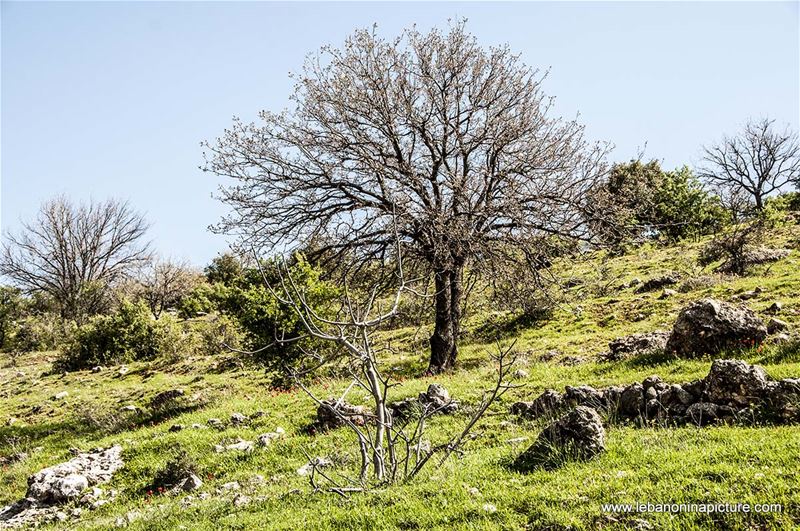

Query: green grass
[[2, 222, 800, 530]]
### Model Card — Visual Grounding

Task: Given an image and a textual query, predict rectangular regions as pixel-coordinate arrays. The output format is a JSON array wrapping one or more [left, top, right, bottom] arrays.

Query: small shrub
[[56, 299, 190, 371], [196, 314, 245, 356], [149, 448, 199, 493]]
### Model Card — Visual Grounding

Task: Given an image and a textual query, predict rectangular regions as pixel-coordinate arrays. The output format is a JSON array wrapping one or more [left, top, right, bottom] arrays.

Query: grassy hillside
[[2, 223, 800, 530]]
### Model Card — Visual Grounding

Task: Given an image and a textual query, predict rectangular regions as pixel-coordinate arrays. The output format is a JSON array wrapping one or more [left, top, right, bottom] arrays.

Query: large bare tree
[[204, 23, 611, 373], [0, 196, 151, 321], [700, 118, 800, 212], [136, 258, 200, 319]]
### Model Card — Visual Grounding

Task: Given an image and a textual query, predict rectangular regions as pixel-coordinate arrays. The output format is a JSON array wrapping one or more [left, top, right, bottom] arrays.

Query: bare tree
[[0, 196, 151, 321], [246, 242, 520, 487], [700, 118, 800, 212], [136, 258, 200, 319], [204, 22, 611, 373]]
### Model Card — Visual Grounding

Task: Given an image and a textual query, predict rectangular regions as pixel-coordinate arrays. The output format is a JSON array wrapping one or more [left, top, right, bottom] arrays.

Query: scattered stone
[[168, 424, 184, 433], [767, 301, 783, 314], [419, 384, 458, 414], [558, 355, 587, 366], [214, 439, 253, 453], [232, 494, 251, 507], [296, 457, 333, 476], [178, 474, 203, 492], [190, 423, 206, 430], [767, 318, 789, 335], [666, 299, 768, 357], [539, 350, 560, 362], [207, 418, 224, 429], [482, 503, 497, 513], [230, 413, 247, 425], [249, 411, 265, 420], [769, 333, 792, 345], [256, 429, 284, 447], [600, 331, 670, 362], [91, 366, 103, 373], [316, 400, 369, 430], [637, 273, 680, 293], [735, 290, 759, 301], [0, 452, 28, 466], [119, 405, 138, 413], [719, 248, 791, 273], [513, 406, 606, 471], [52, 391, 69, 401], [659, 289, 677, 300], [150, 389, 185, 409], [220, 481, 241, 492], [513, 369, 529, 379], [117, 366, 129, 377]]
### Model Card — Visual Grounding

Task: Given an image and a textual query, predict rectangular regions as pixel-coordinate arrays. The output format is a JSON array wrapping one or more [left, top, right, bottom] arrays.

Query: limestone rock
[[513, 406, 606, 470], [666, 299, 767, 357]]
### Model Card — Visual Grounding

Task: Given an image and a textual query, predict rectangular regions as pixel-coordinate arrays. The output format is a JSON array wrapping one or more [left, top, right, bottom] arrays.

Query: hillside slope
[[1, 223, 799, 530]]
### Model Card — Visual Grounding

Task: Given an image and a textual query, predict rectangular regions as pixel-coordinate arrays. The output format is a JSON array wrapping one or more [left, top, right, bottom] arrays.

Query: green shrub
[[56, 299, 189, 371], [194, 314, 245, 356]]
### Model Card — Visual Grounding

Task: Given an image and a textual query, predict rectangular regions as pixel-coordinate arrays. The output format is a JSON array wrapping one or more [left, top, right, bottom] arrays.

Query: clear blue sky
[[2, 1, 798, 267]]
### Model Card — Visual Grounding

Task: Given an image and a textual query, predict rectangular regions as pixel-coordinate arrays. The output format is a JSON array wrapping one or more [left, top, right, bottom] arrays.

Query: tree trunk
[[428, 265, 463, 374]]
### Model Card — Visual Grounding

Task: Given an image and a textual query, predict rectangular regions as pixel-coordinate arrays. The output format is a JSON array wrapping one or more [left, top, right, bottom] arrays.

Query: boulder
[[614, 384, 642, 419], [26, 446, 123, 504], [601, 331, 670, 361], [513, 406, 606, 471], [510, 389, 563, 419], [564, 385, 605, 409], [764, 379, 800, 422], [230, 413, 247, 425], [666, 299, 768, 357], [419, 384, 458, 413], [704, 359, 770, 407], [685, 402, 721, 426], [178, 474, 203, 492]]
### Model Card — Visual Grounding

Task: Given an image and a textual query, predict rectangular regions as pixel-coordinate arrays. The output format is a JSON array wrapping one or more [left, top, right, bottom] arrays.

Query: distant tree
[[700, 118, 800, 213], [137, 259, 200, 319], [204, 253, 243, 286], [0, 197, 151, 321], [0, 286, 24, 350], [204, 22, 611, 373]]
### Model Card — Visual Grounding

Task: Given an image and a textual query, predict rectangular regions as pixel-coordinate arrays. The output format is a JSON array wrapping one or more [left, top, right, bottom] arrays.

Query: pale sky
[[2, 1, 798, 266]]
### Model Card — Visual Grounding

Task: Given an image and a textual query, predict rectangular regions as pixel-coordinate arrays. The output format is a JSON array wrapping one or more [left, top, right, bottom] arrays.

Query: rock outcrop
[[511, 359, 799, 427], [666, 299, 768, 357], [315, 399, 369, 430], [513, 406, 606, 471], [0, 446, 123, 529], [599, 331, 670, 362]]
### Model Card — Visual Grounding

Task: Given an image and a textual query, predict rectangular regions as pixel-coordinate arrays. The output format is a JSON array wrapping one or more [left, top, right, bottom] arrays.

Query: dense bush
[[180, 254, 340, 381], [194, 314, 245, 356], [56, 299, 189, 371], [588, 160, 727, 248]]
